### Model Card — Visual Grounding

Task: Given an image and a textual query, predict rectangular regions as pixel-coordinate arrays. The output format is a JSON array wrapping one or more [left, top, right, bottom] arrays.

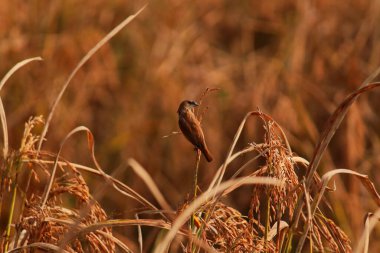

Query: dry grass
[[1, 1, 380, 252]]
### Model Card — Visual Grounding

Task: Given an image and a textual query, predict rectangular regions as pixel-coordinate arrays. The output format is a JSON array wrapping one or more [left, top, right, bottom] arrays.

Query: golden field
[[1, 1, 380, 252]]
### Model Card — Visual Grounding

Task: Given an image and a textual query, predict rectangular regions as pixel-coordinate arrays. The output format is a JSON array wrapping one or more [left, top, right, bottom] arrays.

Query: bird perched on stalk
[[177, 100, 213, 162]]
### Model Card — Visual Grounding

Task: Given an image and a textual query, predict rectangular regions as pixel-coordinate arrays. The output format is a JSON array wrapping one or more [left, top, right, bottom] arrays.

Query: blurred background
[[1, 0, 380, 251]]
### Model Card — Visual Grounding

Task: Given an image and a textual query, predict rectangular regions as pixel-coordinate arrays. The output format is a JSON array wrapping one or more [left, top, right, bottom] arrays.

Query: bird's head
[[177, 100, 199, 114]]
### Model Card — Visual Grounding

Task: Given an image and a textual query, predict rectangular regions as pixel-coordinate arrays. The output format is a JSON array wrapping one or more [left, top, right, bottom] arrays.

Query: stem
[[0, 170, 5, 221], [4, 156, 23, 252], [193, 149, 201, 199], [190, 149, 201, 253], [264, 194, 271, 244], [309, 231, 313, 253], [4, 176, 18, 252], [283, 233, 293, 253], [276, 200, 282, 250], [18, 170, 33, 221]]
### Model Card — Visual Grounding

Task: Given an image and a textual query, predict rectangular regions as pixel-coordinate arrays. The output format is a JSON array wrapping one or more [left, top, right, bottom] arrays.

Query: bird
[[177, 100, 213, 162]]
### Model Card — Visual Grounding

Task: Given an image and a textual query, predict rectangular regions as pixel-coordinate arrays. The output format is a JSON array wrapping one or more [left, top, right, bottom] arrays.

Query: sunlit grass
[[1, 1, 380, 252]]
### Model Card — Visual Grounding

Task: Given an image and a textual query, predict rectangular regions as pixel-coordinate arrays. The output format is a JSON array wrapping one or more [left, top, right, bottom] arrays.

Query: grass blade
[[155, 176, 283, 253], [0, 57, 42, 158], [37, 5, 147, 153]]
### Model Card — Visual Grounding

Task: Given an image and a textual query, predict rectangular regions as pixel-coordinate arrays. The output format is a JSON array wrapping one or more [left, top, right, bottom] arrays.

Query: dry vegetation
[[1, 0, 380, 252]]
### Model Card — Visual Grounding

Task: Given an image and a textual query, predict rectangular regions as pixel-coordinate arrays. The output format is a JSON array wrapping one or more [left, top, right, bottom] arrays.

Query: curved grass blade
[[296, 168, 380, 252], [37, 5, 147, 153], [291, 81, 380, 251], [7, 242, 70, 253], [208, 110, 290, 192], [354, 209, 380, 253], [127, 158, 172, 212], [155, 176, 283, 253], [0, 57, 42, 158]]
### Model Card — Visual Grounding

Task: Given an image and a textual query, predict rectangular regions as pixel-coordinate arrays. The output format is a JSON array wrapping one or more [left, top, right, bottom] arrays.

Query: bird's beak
[[191, 101, 199, 107]]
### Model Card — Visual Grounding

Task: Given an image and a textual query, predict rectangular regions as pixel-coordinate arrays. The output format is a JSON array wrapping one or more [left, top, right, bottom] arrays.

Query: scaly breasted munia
[[177, 100, 213, 162]]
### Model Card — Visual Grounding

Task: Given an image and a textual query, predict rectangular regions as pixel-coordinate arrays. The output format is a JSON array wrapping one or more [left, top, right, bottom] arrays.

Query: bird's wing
[[179, 112, 205, 148]]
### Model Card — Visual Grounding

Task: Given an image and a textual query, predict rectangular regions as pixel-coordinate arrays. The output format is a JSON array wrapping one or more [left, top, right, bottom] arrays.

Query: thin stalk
[[0, 164, 5, 220], [283, 233, 293, 253], [4, 175, 18, 252], [264, 194, 271, 245], [195, 228, 203, 253], [309, 230, 313, 253], [276, 201, 282, 250], [4, 156, 23, 252], [193, 150, 201, 198], [190, 149, 201, 253], [18, 170, 33, 221]]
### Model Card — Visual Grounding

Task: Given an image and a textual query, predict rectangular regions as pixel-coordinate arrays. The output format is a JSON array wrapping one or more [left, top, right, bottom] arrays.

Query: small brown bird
[[177, 100, 213, 162]]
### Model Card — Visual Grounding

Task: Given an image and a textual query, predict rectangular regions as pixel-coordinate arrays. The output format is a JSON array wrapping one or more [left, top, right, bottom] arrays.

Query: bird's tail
[[202, 146, 213, 162]]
